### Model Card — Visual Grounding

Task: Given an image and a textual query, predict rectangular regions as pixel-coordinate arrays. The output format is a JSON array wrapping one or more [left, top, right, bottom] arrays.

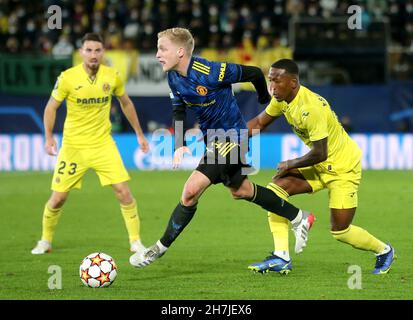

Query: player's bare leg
[[130, 170, 211, 267], [31, 191, 69, 254], [112, 181, 145, 252]]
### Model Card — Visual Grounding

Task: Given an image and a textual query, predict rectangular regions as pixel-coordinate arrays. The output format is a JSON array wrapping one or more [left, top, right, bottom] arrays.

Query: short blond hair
[[158, 27, 195, 56]]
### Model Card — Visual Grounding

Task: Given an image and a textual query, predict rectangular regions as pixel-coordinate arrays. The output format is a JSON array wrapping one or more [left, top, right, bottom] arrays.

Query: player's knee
[[330, 221, 351, 233], [48, 194, 68, 209], [113, 185, 133, 204], [331, 225, 351, 242], [117, 190, 133, 204], [181, 187, 200, 206]]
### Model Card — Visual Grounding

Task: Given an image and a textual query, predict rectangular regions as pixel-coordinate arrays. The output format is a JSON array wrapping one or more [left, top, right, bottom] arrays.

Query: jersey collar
[[80, 63, 101, 84]]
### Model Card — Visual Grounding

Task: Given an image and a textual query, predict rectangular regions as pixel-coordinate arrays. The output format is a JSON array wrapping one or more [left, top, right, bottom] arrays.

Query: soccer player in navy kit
[[130, 28, 314, 268]]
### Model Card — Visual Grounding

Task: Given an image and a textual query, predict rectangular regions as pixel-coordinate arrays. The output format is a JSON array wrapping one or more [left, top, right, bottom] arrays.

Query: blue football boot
[[248, 254, 292, 275], [372, 244, 396, 274]]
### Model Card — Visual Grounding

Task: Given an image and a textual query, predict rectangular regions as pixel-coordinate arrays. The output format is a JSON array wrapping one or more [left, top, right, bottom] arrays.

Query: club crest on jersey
[[102, 82, 111, 94], [196, 85, 208, 96]]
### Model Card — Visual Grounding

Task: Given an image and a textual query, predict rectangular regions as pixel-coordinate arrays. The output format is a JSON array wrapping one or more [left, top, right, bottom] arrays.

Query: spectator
[[52, 34, 74, 58]]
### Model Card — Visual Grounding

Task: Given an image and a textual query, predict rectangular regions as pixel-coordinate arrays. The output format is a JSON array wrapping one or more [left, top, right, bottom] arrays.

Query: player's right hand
[[173, 146, 191, 169], [44, 137, 57, 156]]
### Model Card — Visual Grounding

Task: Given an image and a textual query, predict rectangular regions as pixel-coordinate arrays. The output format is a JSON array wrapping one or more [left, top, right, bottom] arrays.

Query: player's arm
[[43, 96, 62, 155], [247, 110, 279, 136], [289, 138, 327, 169], [275, 138, 328, 179], [171, 96, 191, 169], [117, 93, 149, 153], [212, 62, 270, 104], [238, 65, 271, 104], [173, 103, 187, 147]]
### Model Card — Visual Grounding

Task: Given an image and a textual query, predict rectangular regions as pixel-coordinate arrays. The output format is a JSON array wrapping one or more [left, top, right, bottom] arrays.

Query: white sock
[[156, 240, 168, 254], [291, 209, 303, 226], [377, 244, 391, 256], [131, 239, 145, 250], [273, 250, 290, 261]]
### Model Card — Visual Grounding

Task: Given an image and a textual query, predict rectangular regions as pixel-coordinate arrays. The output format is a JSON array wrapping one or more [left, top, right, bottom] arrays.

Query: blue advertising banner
[[1, 133, 412, 172]]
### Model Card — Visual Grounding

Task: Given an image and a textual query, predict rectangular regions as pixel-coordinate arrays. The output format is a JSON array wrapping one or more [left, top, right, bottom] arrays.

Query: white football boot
[[130, 241, 165, 268], [31, 240, 52, 254], [292, 211, 315, 254]]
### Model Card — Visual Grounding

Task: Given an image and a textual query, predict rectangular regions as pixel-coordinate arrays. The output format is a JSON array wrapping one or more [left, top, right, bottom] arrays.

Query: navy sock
[[248, 184, 299, 221], [160, 202, 197, 247]]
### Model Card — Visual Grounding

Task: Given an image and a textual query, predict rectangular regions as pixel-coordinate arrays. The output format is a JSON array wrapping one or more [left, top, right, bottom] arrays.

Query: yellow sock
[[41, 203, 62, 243], [266, 183, 290, 253], [120, 199, 141, 243], [331, 225, 386, 254]]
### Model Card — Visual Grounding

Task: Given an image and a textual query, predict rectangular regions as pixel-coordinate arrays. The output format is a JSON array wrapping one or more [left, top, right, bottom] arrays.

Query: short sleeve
[[51, 73, 69, 102], [303, 107, 328, 141], [113, 70, 126, 97], [265, 98, 283, 117]]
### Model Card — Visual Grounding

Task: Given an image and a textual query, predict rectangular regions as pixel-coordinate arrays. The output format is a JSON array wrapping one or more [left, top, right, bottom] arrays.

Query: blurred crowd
[[1, 0, 413, 55]]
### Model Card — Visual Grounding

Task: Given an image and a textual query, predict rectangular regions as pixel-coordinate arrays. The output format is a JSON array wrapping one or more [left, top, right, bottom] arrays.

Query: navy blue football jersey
[[167, 56, 247, 141]]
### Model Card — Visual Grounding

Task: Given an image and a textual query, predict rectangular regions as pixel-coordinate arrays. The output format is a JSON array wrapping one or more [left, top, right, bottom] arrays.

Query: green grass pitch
[[0, 169, 412, 300]]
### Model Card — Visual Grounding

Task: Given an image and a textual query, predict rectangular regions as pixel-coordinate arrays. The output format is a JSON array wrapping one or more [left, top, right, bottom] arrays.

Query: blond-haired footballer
[[31, 33, 149, 254]]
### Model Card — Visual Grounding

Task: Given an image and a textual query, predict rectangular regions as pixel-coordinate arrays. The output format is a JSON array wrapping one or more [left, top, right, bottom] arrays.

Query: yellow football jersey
[[266, 85, 361, 173], [52, 63, 125, 148]]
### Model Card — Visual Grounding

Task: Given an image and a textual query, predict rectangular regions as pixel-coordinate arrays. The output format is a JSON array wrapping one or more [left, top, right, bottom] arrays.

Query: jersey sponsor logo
[[102, 82, 111, 94], [196, 85, 208, 96], [291, 125, 306, 138], [183, 99, 216, 107], [218, 63, 226, 81], [192, 61, 210, 75], [76, 96, 110, 105], [74, 85, 83, 90]]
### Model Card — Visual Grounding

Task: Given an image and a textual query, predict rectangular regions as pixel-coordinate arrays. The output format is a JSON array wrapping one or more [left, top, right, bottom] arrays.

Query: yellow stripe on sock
[[267, 183, 290, 201]]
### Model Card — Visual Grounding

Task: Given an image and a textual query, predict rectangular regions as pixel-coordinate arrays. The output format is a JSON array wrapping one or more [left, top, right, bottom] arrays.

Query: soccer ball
[[79, 252, 117, 288]]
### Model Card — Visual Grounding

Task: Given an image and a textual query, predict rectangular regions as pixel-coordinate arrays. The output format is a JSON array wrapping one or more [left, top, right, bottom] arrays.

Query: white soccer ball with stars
[[79, 252, 117, 288]]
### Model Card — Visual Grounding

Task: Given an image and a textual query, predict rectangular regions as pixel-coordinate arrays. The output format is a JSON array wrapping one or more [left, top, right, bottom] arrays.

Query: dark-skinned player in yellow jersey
[[247, 59, 395, 275]]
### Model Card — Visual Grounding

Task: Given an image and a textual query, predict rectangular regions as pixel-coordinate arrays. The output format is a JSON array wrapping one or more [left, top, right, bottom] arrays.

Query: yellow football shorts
[[298, 161, 362, 209], [51, 140, 130, 192]]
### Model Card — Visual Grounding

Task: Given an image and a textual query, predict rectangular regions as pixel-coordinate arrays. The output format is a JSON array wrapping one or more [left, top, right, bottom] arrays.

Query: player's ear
[[176, 47, 184, 58], [291, 77, 298, 89]]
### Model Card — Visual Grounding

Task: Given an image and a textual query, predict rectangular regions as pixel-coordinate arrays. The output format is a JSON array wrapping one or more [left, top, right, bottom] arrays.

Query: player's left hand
[[273, 160, 290, 179], [137, 135, 150, 153]]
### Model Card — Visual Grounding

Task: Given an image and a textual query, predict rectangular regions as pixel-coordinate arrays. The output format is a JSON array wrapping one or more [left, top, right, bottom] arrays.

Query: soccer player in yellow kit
[[31, 33, 149, 254], [247, 59, 395, 275]]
